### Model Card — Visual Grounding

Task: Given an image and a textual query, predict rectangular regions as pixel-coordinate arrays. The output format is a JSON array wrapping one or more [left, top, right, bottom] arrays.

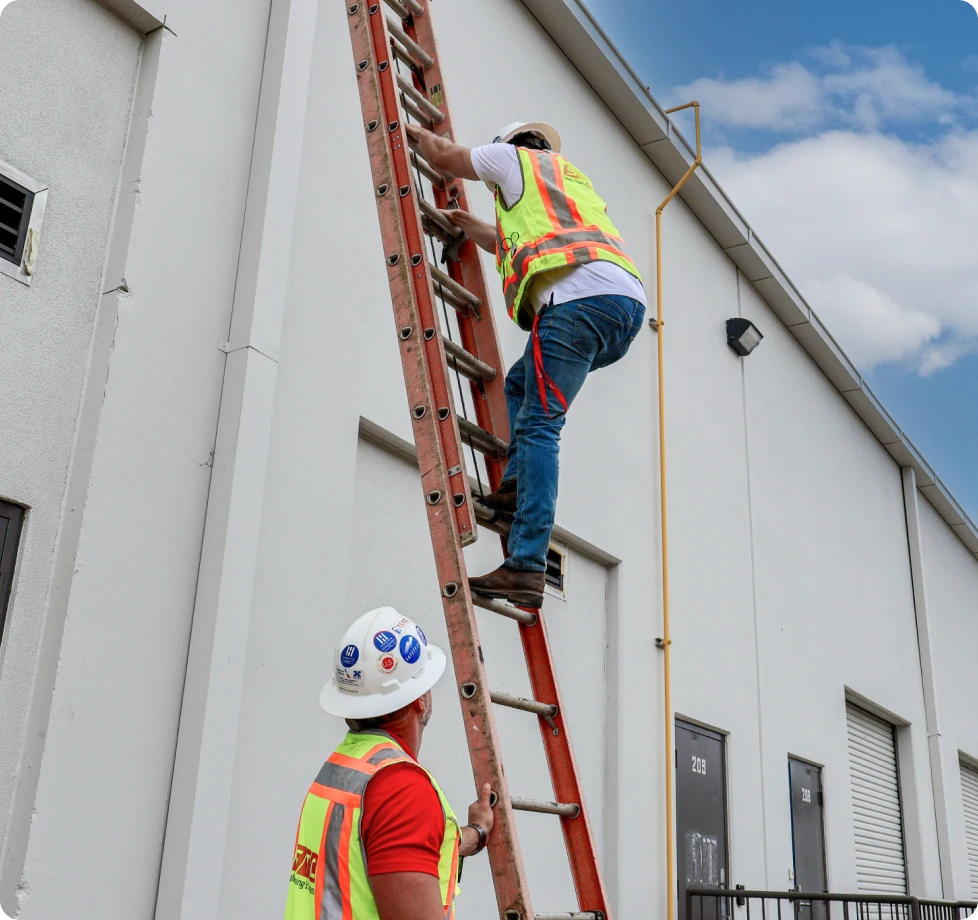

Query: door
[[960, 758, 978, 899], [677, 721, 729, 920], [845, 702, 908, 894], [789, 758, 828, 920]]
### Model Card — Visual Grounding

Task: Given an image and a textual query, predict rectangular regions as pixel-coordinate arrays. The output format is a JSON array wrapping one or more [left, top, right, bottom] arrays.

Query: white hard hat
[[319, 607, 448, 720], [492, 120, 562, 154]]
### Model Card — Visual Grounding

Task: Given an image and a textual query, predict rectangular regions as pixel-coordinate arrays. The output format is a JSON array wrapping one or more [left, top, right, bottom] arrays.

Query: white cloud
[[673, 43, 971, 133], [707, 129, 978, 373], [675, 63, 823, 131]]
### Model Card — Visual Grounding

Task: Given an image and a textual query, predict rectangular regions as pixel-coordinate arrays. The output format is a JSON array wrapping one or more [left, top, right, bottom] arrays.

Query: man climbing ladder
[[407, 121, 647, 609]]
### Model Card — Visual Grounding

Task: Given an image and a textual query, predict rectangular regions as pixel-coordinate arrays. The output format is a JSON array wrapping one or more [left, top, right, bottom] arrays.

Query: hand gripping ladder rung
[[344, 3, 611, 918]]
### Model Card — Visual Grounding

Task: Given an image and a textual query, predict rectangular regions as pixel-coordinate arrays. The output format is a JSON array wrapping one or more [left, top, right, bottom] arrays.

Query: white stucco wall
[[0, 0, 140, 855], [742, 278, 942, 896], [0, 0, 274, 915], [918, 497, 978, 900]]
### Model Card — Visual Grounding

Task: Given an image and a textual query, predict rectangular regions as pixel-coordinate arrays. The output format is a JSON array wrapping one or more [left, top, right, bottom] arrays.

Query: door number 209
[[691, 756, 707, 775]]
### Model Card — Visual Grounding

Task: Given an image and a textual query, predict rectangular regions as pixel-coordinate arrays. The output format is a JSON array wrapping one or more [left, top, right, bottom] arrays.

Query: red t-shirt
[[360, 734, 446, 877]]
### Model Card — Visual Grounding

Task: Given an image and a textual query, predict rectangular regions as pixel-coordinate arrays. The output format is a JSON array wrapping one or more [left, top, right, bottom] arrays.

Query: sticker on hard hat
[[340, 644, 360, 668], [336, 667, 365, 688], [379, 655, 398, 673], [373, 631, 397, 653], [417, 626, 427, 646], [392, 617, 410, 635], [400, 635, 421, 664]]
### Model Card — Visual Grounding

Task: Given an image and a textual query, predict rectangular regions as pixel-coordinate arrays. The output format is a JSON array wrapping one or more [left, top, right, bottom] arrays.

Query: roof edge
[[519, 0, 978, 562]]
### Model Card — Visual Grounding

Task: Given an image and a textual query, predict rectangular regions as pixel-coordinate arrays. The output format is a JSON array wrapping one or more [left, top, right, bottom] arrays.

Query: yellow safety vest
[[495, 148, 642, 329], [284, 731, 461, 920]]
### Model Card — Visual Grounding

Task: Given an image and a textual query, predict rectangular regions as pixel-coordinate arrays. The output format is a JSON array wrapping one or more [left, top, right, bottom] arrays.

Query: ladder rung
[[397, 73, 445, 125], [443, 338, 497, 381], [490, 690, 558, 719], [473, 499, 512, 536], [388, 17, 434, 68], [430, 263, 482, 310], [511, 797, 581, 819], [384, 0, 410, 19], [458, 417, 508, 457], [535, 914, 605, 920], [418, 197, 462, 237], [402, 0, 424, 14], [471, 593, 537, 626], [411, 151, 446, 188]]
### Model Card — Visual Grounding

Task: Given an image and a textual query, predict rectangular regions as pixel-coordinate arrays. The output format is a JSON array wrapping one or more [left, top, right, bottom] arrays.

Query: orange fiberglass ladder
[[343, 1, 609, 918]]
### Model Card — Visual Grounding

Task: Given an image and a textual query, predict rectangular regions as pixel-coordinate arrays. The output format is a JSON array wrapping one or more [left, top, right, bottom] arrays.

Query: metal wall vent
[[545, 545, 566, 595], [0, 175, 34, 266]]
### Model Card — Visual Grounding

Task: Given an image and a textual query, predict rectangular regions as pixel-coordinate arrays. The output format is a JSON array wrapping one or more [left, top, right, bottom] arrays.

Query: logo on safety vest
[[293, 844, 318, 884], [562, 162, 591, 187]]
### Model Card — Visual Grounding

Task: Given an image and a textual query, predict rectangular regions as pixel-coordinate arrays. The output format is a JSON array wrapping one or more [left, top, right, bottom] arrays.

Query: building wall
[[0, 0, 272, 915], [0, 0, 140, 832], [919, 497, 978, 900], [743, 278, 943, 895]]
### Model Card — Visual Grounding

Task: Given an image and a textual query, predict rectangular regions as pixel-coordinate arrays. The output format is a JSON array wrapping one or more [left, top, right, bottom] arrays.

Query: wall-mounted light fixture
[[726, 318, 763, 357]]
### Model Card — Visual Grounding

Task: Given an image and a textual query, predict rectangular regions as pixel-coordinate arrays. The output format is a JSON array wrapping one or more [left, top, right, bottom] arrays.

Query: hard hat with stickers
[[319, 607, 447, 719]]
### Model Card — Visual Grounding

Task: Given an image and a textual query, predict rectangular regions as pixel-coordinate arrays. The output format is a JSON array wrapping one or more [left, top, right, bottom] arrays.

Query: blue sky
[[587, 0, 978, 520]]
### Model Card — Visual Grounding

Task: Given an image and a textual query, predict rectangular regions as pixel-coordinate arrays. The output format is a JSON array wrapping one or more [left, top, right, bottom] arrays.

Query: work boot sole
[[471, 585, 544, 610]]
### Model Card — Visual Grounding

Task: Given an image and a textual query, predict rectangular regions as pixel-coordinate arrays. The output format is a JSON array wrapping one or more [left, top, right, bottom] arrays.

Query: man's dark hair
[[509, 131, 552, 151], [346, 713, 393, 733], [345, 703, 410, 733]]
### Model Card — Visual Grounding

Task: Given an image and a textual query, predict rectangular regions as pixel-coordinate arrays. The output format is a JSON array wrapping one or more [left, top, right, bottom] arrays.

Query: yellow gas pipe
[[655, 101, 702, 920]]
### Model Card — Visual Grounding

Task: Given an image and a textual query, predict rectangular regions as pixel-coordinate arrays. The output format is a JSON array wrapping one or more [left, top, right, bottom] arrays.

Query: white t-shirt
[[469, 144, 647, 310]]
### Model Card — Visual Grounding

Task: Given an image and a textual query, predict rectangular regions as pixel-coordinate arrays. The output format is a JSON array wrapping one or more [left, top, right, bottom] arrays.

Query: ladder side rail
[[352, 1, 478, 546], [519, 612, 612, 915], [347, 4, 535, 919], [405, 6, 513, 491]]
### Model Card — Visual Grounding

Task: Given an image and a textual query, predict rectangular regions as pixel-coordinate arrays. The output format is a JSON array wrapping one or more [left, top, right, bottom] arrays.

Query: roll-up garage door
[[846, 702, 907, 894], [961, 759, 978, 898]]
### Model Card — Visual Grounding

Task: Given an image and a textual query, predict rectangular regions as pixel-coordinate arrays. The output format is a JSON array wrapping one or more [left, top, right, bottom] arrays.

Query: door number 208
[[692, 756, 708, 775], [801, 787, 812, 803]]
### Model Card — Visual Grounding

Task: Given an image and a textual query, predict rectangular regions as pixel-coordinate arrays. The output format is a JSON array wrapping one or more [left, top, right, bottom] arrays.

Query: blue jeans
[[501, 294, 646, 572]]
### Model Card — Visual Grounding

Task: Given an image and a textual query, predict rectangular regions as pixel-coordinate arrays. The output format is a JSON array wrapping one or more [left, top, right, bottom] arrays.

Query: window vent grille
[[0, 174, 34, 266], [545, 546, 566, 594]]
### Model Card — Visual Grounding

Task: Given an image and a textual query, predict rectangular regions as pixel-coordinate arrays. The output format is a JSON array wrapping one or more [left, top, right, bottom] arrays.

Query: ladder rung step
[[473, 500, 512, 536], [534, 914, 605, 920], [511, 797, 581, 819], [388, 18, 434, 69], [418, 197, 462, 237], [458, 417, 508, 457], [397, 73, 445, 125], [429, 263, 482, 310], [402, 0, 424, 14], [490, 690, 558, 719], [411, 151, 446, 188], [384, 0, 410, 19], [443, 338, 497, 381], [471, 593, 537, 626]]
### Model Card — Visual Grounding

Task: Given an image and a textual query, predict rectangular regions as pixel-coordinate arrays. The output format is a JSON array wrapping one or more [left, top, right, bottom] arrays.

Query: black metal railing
[[686, 887, 977, 920]]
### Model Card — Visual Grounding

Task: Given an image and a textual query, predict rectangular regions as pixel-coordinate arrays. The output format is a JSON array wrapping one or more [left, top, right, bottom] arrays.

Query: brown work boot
[[469, 564, 545, 609], [479, 480, 517, 515]]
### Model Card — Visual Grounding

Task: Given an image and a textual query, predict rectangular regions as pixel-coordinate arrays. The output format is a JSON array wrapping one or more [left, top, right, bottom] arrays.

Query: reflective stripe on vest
[[495, 148, 642, 328], [284, 732, 461, 920]]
